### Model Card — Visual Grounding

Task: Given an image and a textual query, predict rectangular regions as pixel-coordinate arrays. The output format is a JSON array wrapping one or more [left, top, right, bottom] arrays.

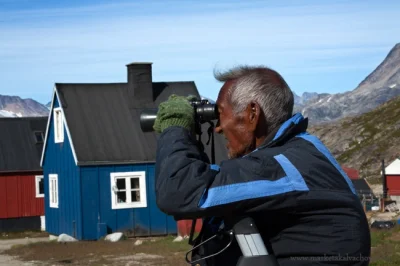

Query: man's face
[[215, 81, 255, 159]]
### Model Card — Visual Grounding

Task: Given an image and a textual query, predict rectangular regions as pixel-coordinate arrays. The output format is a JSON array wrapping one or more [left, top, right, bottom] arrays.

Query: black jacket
[[155, 113, 371, 265]]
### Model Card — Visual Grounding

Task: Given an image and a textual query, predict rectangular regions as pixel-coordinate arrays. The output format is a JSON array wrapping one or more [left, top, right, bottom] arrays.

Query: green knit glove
[[153, 94, 197, 133]]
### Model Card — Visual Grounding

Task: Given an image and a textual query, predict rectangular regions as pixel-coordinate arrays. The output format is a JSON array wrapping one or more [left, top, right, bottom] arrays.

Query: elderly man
[[153, 65, 371, 265]]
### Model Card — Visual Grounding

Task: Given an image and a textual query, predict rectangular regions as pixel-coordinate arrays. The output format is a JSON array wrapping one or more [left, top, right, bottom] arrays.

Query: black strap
[[188, 121, 215, 246], [206, 122, 215, 164]]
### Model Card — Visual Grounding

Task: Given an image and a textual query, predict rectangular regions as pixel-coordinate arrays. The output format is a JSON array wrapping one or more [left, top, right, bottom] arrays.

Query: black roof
[[54, 81, 228, 166], [0, 117, 47, 173], [351, 179, 373, 196]]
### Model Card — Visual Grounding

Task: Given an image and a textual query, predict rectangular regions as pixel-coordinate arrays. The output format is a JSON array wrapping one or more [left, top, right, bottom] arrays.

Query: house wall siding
[[43, 96, 82, 239], [387, 175, 400, 196], [0, 173, 44, 219], [80, 163, 177, 240]]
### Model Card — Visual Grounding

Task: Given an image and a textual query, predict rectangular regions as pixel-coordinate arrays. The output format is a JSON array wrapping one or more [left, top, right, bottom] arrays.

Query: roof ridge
[[56, 82, 125, 85], [0, 116, 48, 120], [55, 81, 196, 87], [153, 81, 195, 84]]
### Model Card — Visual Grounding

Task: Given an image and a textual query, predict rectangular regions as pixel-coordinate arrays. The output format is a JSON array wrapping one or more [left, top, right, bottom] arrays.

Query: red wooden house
[[385, 158, 400, 196], [0, 117, 47, 232]]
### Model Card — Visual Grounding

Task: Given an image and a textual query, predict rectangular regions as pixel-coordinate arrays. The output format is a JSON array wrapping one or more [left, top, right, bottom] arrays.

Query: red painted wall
[[0, 172, 44, 219], [177, 219, 203, 236], [386, 175, 400, 196]]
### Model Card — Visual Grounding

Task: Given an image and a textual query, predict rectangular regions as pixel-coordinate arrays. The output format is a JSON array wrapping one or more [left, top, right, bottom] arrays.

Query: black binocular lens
[[139, 100, 218, 132]]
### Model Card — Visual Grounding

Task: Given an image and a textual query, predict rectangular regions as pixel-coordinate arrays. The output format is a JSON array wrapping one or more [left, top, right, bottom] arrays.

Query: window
[[34, 131, 44, 144], [110, 171, 147, 209], [49, 174, 59, 208], [35, 175, 44, 198], [53, 107, 64, 143]]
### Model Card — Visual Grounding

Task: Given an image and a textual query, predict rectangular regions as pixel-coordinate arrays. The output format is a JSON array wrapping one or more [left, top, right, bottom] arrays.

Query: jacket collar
[[242, 113, 308, 157], [272, 113, 305, 141], [262, 112, 309, 147]]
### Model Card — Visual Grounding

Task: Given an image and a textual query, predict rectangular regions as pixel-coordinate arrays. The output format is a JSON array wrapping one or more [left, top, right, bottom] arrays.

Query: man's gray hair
[[214, 65, 294, 130]]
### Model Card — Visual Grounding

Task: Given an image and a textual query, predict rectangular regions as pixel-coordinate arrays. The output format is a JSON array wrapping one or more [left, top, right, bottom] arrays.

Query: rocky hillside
[[0, 95, 49, 117], [298, 43, 400, 124], [309, 95, 400, 180]]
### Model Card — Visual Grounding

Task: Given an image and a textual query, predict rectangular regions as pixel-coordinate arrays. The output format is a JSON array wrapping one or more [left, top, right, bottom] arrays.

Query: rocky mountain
[[294, 92, 319, 105], [0, 95, 49, 117], [297, 43, 400, 124], [293, 92, 331, 114], [0, 95, 213, 117], [309, 94, 400, 181]]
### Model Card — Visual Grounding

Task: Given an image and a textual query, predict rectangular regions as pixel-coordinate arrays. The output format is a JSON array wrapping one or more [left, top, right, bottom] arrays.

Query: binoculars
[[139, 99, 218, 132]]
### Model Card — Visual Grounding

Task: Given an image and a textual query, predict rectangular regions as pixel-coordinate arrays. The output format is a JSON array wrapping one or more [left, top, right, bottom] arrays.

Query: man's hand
[[153, 94, 196, 133]]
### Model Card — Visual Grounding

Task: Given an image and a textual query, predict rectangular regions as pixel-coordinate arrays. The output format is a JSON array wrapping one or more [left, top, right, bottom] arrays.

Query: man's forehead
[[216, 79, 235, 107]]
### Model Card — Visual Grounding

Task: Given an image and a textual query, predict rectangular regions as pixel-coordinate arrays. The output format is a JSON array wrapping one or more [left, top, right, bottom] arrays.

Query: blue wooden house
[[40, 62, 227, 240]]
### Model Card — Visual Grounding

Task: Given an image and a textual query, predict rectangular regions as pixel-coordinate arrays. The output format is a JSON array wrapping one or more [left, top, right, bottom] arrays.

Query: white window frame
[[110, 171, 147, 209], [35, 175, 44, 198], [49, 174, 59, 208], [53, 107, 64, 143]]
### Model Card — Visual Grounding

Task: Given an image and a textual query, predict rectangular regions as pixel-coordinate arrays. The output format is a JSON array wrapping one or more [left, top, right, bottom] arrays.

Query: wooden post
[[381, 196, 385, 212]]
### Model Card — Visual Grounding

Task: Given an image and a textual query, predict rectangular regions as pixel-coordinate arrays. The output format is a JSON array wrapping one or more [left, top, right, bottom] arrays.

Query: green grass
[[370, 240, 400, 265], [370, 224, 400, 265], [140, 235, 193, 252], [371, 229, 395, 247]]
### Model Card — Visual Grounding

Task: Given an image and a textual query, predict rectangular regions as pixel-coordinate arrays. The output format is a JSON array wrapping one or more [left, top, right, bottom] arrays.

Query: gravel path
[[0, 237, 49, 266]]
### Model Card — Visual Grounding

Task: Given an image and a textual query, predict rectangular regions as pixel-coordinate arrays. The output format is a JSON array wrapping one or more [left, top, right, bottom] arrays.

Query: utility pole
[[381, 159, 387, 212]]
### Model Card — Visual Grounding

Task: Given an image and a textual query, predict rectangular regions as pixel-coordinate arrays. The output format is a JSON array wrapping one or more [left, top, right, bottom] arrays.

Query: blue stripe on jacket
[[242, 113, 304, 158], [274, 154, 309, 191], [273, 113, 303, 141], [198, 154, 309, 208], [297, 132, 357, 195], [210, 164, 220, 171]]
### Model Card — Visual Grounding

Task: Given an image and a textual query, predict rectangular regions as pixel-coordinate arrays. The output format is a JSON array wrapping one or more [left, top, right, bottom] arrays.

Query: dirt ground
[[0, 237, 50, 266], [2, 235, 192, 266], [0, 231, 49, 240], [4, 223, 400, 265]]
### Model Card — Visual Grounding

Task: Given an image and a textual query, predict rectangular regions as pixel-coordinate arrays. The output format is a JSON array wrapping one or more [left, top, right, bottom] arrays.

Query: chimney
[[127, 62, 153, 106]]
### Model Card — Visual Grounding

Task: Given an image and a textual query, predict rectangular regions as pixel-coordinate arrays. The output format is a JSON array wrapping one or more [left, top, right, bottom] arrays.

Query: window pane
[[131, 178, 140, 189], [116, 178, 126, 190], [56, 111, 60, 138], [52, 180, 56, 203], [55, 180, 58, 203], [131, 191, 140, 202], [39, 178, 44, 194], [117, 192, 126, 203]]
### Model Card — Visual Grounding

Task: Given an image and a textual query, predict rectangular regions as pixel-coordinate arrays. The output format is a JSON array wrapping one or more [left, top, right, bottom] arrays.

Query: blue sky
[[0, 0, 399, 104]]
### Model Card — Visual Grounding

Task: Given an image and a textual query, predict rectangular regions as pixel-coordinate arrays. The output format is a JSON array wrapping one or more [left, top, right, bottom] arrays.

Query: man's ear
[[247, 102, 260, 131]]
